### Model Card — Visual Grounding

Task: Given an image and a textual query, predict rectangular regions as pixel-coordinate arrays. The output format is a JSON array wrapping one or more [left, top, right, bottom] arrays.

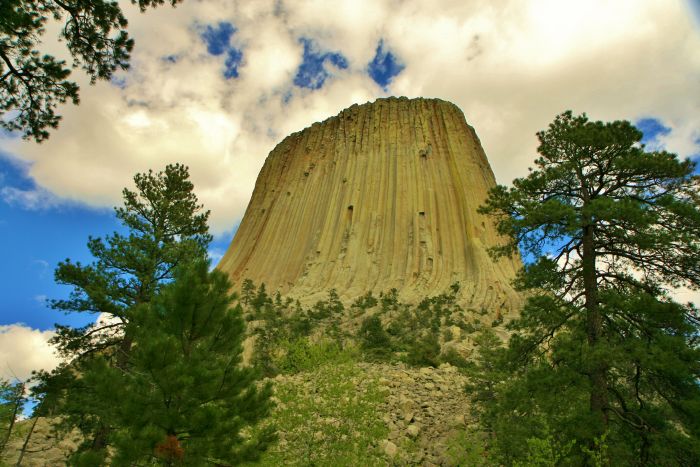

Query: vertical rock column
[[217, 97, 521, 317]]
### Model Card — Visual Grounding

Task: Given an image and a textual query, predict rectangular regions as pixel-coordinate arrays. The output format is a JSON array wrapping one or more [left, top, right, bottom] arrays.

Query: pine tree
[[83, 261, 274, 465], [35, 163, 212, 461], [358, 315, 391, 360], [476, 111, 700, 464], [50, 163, 211, 363], [0, 379, 26, 454]]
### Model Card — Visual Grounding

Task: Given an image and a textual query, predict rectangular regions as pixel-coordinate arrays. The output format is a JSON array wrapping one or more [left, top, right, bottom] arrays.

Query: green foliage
[[405, 330, 440, 367], [439, 347, 469, 369], [475, 111, 700, 465], [245, 284, 357, 376], [445, 429, 495, 466], [251, 283, 273, 316], [381, 288, 473, 368], [86, 261, 274, 465], [241, 278, 256, 306], [379, 288, 399, 311], [34, 164, 215, 461], [513, 432, 576, 467], [580, 431, 610, 467], [351, 291, 378, 310], [243, 277, 479, 373], [0, 379, 26, 455], [49, 163, 211, 360], [0, 0, 182, 141], [249, 362, 388, 466], [309, 289, 345, 319], [278, 338, 356, 375], [357, 315, 391, 360], [463, 330, 508, 411]]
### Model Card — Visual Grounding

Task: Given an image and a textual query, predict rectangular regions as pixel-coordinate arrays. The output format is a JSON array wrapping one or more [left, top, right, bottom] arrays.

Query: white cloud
[[0, 0, 698, 234], [657, 121, 700, 158], [0, 325, 61, 381], [0, 186, 63, 211]]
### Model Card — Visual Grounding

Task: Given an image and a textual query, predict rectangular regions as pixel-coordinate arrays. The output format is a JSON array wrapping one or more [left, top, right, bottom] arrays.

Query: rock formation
[[218, 97, 521, 317]]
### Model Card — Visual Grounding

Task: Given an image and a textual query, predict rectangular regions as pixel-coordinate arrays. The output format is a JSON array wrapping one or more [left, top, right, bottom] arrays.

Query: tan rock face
[[218, 97, 521, 316]]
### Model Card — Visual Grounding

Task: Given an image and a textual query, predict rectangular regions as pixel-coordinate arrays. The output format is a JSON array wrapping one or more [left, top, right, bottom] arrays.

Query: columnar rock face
[[218, 97, 521, 316]]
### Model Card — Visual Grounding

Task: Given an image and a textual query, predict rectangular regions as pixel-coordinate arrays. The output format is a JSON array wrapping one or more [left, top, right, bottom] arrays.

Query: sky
[[1, 0, 700, 382]]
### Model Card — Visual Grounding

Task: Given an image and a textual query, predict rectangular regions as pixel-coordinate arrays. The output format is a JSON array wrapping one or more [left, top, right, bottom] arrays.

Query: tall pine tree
[[51, 163, 211, 363], [35, 164, 212, 462], [475, 112, 700, 465]]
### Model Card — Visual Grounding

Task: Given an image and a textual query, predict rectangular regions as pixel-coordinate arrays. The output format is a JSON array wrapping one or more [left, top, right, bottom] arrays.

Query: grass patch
[[251, 358, 388, 466]]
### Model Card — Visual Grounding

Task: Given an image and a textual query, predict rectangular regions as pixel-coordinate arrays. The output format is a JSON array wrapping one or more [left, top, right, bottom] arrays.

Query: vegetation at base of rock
[[358, 315, 392, 360], [444, 428, 493, 465], [277, 338, 356, 375], [247, 357, 388, 466], [242, 280, 486, 376], [471, 111, 700, 465]]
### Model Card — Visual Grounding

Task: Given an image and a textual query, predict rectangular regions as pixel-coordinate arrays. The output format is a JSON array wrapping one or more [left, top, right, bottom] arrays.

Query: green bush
[[439, 347, 470, 369], [405, 331, 440, 367], [357, 315, 392, 360], [513, 433, 576, 467], [445, 429, 495, 466], [248, 362, 388, 466], [352, 291, 378, 310], [279, 338, 356, 374]]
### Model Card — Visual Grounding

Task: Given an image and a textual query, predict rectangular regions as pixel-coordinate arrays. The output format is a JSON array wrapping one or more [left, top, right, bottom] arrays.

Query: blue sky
[[637, 118, 672, 146], [293, 38, 349, 89], [0, 155, 115, 330], [367, 40, 405, 90], [0, 152, 235, 331], [200, 22, 244, 79], [198, 22, 403, 90]]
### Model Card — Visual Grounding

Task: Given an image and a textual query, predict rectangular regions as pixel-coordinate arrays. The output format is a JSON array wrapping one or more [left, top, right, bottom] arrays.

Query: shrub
[[358, 315, 392, 360], [279, 338, 356, 374], [405, 331, 440, 367]]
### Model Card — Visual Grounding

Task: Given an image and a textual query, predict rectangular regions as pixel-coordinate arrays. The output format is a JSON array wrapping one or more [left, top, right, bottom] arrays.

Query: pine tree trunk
[[91, 426, 109, 450], [1, 383, 25, 454], [116, 333, 133, 370], [582, 224, 608, 433], [15, 416, 38, 466]]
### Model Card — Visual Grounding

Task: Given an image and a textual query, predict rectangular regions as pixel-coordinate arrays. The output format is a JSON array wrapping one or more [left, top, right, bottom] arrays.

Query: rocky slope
[[218, 97, 521, 319], [3, 362, 480, 466], [250, 361, 478, 466]]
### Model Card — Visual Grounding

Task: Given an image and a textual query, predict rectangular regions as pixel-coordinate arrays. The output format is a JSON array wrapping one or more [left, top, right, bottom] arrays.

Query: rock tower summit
[[218, 97, 521, 317]]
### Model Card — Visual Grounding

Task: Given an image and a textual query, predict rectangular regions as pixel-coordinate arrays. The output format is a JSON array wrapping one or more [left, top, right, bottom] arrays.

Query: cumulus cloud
[[0, 0, 698, 234], [0, 325, 61, 381]]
